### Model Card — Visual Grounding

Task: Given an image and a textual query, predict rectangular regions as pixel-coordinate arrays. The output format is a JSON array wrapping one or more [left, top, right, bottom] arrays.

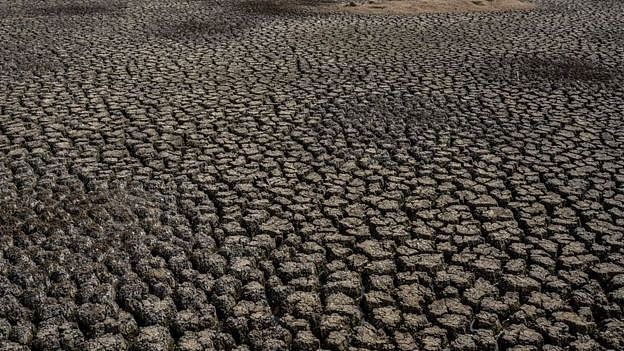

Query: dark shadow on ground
[[493, 54, 620, 83], [156, 1, 335, 41], [235, 0, 337, 17], [519, 56, 616, 81], [23, 1, 128, 17]]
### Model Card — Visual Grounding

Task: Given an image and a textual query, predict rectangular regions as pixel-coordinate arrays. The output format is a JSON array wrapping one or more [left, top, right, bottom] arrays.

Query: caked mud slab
[[1, 0, 623, 350]]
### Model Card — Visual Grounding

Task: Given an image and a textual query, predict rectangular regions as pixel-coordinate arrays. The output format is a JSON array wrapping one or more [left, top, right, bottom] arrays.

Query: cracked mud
[[1, 0, 623, 350]]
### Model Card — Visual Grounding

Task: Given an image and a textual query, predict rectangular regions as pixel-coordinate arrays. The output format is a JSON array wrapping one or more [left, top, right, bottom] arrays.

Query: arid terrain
[[1, 0, 623, 350], [314, 0, 535, 15]]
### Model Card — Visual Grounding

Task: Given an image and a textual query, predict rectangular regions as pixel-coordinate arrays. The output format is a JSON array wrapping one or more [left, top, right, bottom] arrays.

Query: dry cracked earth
[[1, 0, 624, 350]]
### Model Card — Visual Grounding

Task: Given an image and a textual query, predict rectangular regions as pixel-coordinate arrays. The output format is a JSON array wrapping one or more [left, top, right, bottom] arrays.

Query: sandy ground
[[314, 0, 535, 15]]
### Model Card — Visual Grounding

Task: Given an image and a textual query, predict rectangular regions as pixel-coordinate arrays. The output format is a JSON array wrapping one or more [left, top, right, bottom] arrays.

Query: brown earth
[[312, 0, 535, 15], [1, 1, 623, 350]]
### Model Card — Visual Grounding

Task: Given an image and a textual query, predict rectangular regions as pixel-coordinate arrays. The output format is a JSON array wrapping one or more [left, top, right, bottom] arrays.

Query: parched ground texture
[[1, 0, 624, 350], [315, 0, 536, 15]]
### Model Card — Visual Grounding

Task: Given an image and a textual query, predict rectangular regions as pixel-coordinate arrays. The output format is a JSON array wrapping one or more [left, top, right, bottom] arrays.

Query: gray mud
[[1, 0, 623, 350]]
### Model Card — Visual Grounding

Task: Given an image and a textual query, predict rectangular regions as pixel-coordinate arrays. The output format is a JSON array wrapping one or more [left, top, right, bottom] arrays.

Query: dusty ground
[[1, 0, 624, 350], [315, 0, 535, 15]]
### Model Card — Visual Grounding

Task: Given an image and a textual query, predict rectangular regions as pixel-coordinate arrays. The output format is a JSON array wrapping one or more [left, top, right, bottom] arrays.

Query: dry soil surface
[[1, 0, 624, 351], [316, 0, 536, 15]]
